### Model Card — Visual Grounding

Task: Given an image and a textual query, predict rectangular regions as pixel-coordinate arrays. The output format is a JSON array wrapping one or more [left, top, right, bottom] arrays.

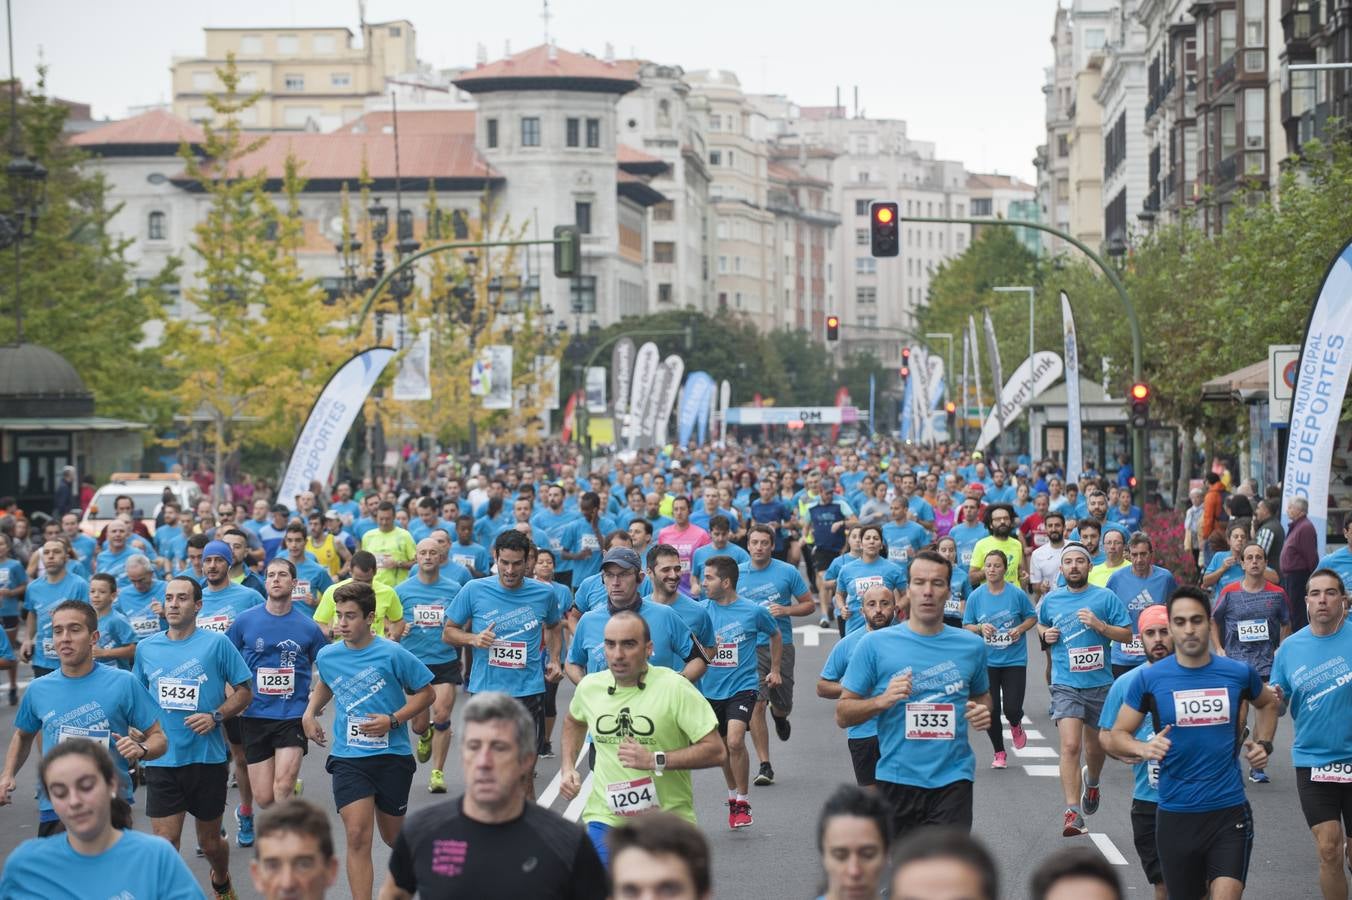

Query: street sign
[[1269, 343, 1299, 425]]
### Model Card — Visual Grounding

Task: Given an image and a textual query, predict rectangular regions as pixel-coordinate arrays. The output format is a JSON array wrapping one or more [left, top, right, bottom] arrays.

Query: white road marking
[[1090, 832, 1129, 865], [1003, 729, 1045, 741], [563, 773, 592, 821], [794, 625, 821, 647], [539, 743, 589, 809], [1011, 746, 1058, 758], [1022, 765, 1062, 776]]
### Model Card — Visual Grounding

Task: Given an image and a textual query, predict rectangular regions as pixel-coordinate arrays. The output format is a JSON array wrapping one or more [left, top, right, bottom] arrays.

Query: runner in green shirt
[[560, 610, 723, 868], [968, 504, 1027, 587], [360, 502, 416, 589]]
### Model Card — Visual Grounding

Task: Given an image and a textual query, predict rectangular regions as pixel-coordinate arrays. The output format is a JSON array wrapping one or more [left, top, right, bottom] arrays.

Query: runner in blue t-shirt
[[837, 549, 991, 839], [818, 581, 900, 787], [0, 531, 23, 702], [948, 498, 991, 573], [394, 538, 464, 796], [1036, 542, 1132, 837], [690, 517, 750, 596], [1098, 602, 1173, 897], [835, 526, 907, 636], [448, 516, 492, 578], [1201, 523, 1250, 597], [819, 527, 862, 631], [278, 524, 334, 617], [116, 564, 167, 643], [963, 549, 1037, 768], [644, 543, 714, 652], [1269, 569, 1352, 900], [133, 573, 252, 896], [1106, 535, 1179, 678], [226, 559, 329, 810], [1111, 586, 1277, 900], [0, 599, 165, 832], [532, 546, 578, 759], [699, 554, 780, 829], [882, 500, 930, 581], [303, 579, 434, 900], [87, 574, 136, 671], [531, 485, 581, 587], [738, 525, 815, 787], [20, 542, 91, 676]]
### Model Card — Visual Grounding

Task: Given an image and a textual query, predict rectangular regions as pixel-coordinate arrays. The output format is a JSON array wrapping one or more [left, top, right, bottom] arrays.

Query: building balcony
[[1217, 152, 1239, 185], [1161, 169, 1177, 200], [1281, 0, 1319, 52], [1146, 70, 1177, 123], [1211, 55, 1237, 94], [1144, 183, 1162, 212]]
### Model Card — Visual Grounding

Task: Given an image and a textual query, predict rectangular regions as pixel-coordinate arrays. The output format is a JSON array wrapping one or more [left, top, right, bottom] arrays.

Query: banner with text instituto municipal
[[279, 347, 397, 503], [1282, 237, 1352, 554]]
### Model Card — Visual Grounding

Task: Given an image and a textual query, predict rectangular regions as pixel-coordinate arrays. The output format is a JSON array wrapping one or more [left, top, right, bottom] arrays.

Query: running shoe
[[416, 727, 433, 764], [212, 880, 238, 900], [1010, 724, 1028, 750], [1080, 765, 1101, 815], [293, 778, 303, 797], [772, 712, 792, 742], [429, 769, 447, 793], [1249, 768, 1270, 784], [819, 617, 832, 629], [727, 799, 738, 829], [235, 805, 255, 848], [754, 762, 775, 786], [731, 800, 753, 828], [8, 687, 16, 706], [540, 741, 556, 759], [1062, 809, 1088, 837], [991, 751, 1007, 769]]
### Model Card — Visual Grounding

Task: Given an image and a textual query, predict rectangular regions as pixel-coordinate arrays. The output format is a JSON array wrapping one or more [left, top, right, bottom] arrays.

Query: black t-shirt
[[387, 796, 606, 900]]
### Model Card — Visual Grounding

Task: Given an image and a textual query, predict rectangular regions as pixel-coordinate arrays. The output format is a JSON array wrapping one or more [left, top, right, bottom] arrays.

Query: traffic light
[[1129, 382, 1150, 428], [900, 346, 911, 378], [553, 225, 580, 277], [826, 315, 840, 342], [945, 400, 957, 431], [870, 201, 899, 257]]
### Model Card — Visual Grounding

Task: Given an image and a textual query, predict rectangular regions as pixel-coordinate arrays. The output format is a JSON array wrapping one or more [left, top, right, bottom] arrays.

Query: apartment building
[[1138, 0, 1200, 229], [1096, 0, 1150, 249], [967, 173, 1041, 256]]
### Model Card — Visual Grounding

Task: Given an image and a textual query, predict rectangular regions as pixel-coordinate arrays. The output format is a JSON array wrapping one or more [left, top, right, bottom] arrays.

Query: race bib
[[1121, 635, 1144, 656], [41, 638, 54, 659], [905, 703, 956, 740], [413, 605, 443, 628], [1312, 761, 1352, 784], [256, 667, 295, 696], [888, 546, 911, 563], [291, 581, 310, 600], [157, 677, 200, 711], [711, 642, 738, 668], [605, 777, 657, 817], [489, 640, 527, 669], [130, 616, 160, 638], [581, 533, 600, 551], [58, 724, 111, 745], [1237, 619, 1270, 643], [986, 630, 1015, 649], [199, 614, 230, 634], [960, 550, 973, 567], [1173, 688, 1230, 727], [1147, 760, 1160, 788], [378, 554, 394, 568], [1069, 646, 1104, 673], [346, 715, 389, 750], [943, 597, 962, 617]]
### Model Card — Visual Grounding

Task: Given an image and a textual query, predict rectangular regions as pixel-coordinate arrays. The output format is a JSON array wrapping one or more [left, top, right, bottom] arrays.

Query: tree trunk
[[1176, 425, 1195, 509]]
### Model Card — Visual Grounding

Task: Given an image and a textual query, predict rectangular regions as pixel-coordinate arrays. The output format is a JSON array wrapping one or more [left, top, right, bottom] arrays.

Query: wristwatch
[[1257, 740, 1274, 755], [211, 711, 224, 725], [652, 751, 667, 776]]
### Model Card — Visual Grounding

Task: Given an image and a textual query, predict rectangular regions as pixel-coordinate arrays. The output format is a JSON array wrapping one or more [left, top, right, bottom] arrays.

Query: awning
[[0, 416, 147, 431], [1200, 359, 1267, 403]]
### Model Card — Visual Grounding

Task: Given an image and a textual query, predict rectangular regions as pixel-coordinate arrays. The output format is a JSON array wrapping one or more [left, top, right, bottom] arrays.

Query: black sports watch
[[211, 711, 224, 725], [1256, 740, 1274, 755]]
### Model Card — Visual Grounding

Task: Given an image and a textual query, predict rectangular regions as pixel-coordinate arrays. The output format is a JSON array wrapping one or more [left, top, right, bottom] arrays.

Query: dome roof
[[0, 343, 95, 417]]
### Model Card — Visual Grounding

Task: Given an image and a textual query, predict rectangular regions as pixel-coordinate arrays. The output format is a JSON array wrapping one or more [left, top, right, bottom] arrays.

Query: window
[[856, 286, 877, 304], [1243, 0, 1263, 46], [1085, 29, 1105, 50], [284, 73, 305, 92], [586, 118, 600, 148], [734, 256, 742, 273], [277, 35, 299, 55], [282, 106, 320, 127], [239, 72, 258, 90], [397, 209, 415, 240], [657, 99, 670, 126], [451, 209, 470, 240], [147, 211, 166, 240], [653, 201, 673, 221], [855, 228, 869, 246], [1220, 10, 1236, 60], [1058, 134, 1070, 157], [575, 201, 592, 234], [709, 149, 722, 166], [971, 198, 993, 216], [726, 151, 734, 167], [654, 241, 675, 263], [658, 283, 673, 303], [855, 257, 877, 275], [570, 276, 597, 314], [331, 72, 351, 88], [313, 34, 336, 54], [188, 106, 211, 122], [191, 72, 212, 91], [486, 119, 499, 148], [1244, 89, 1264, 147], [710, 114, 721, 131], [388, 25, 402, 36], [853, 134, 871, 154], [1220, 105, 1237, 159], [854, 198, 873, 215], [240, 35, 262, 55], [566, 118, 580, 147], [521, 117, 541, 147], [718, 256, 727, 273]]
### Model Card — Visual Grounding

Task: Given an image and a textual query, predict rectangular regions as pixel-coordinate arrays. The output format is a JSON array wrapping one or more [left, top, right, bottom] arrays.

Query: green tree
[[0, 70, 170, 420]]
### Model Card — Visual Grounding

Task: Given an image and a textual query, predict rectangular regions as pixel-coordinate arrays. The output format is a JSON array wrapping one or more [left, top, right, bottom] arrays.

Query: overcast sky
[[18, 0, 1057, 181]]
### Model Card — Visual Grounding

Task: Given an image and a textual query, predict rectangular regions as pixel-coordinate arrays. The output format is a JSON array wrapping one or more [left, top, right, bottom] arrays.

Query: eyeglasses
[[217, 510, 234, 517]]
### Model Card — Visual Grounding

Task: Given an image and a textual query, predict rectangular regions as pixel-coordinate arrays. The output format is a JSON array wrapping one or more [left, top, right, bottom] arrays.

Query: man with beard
[[818, 584, 899, 787], [1106, 535, 1177, 679], [968, 505, 1027, 589], [1038, 543, 1132, 838], [532, 485, 581, 589], [1099, 604, 1174, 900]]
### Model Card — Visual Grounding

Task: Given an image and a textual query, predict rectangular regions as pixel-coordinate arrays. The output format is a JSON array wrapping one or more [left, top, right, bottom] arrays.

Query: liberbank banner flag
[[1061, 291, 1084, 481], [975, 351, 1063, 451], [278, 347, 397, 503], [1282, 238, 1352, 554]]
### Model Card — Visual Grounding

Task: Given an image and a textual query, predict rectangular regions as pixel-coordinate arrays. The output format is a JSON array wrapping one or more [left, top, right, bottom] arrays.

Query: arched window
[[147, 210, 166, 240], [657, 99, 671, 126]]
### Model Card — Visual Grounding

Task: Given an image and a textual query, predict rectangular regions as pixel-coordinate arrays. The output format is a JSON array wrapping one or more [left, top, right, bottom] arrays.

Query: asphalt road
[[0, 627, 1325, 899]]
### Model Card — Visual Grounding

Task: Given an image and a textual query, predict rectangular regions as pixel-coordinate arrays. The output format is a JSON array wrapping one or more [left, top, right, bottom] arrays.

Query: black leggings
[[986, 665, 1027, 752]]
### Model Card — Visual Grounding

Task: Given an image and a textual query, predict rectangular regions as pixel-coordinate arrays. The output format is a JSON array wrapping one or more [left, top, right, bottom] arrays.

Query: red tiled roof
[[340, 109, 476, 137], [617, 144, 663, 165], [966, 172, 1036, 192], [768, 161, 830, 188], [70, 109, 204, 147], [454, 44, 639, 93], [191, 131, 497, 183]]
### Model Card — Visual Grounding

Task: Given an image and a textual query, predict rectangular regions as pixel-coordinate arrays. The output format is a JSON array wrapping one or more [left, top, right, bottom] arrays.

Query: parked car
[[80, 473, 203, 538]]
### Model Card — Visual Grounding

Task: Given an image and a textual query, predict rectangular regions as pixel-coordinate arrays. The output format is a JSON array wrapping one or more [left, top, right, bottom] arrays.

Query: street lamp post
[[992, 285, 1036, 456]]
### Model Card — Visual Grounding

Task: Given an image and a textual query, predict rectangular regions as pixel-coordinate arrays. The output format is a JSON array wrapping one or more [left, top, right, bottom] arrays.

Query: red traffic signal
[[1129, 382, 1150, 428], [826, 315, 840, 342], [944, 401, 956, 414], [869, 201, 899, 257], [1130, 383, 1150, 401]]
